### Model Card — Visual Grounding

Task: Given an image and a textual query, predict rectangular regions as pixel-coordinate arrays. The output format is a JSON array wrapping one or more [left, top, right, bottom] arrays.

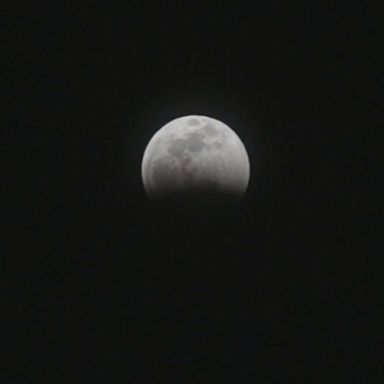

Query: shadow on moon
[[147, 189, 244, 227]]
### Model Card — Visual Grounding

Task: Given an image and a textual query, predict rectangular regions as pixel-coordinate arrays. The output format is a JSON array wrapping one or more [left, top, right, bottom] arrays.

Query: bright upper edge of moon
[[141, 115, 250, 199]]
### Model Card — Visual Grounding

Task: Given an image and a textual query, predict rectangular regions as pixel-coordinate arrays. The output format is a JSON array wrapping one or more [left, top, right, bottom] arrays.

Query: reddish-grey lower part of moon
[[141, 115, 250, 200]]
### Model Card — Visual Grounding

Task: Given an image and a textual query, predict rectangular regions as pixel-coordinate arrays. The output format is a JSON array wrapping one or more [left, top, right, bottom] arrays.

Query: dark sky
[[3, 1, 381, 382]]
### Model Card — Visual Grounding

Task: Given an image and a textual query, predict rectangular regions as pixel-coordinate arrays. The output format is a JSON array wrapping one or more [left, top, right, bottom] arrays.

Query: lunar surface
[[141, 115, 250, 200]]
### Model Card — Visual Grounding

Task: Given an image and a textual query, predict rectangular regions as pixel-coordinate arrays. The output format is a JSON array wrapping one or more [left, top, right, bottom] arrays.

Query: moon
[[141, 115, 250, 200]]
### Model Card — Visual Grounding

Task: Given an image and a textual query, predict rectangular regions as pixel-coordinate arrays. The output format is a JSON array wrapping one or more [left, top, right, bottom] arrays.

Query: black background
[[3, 1, 381, 382]]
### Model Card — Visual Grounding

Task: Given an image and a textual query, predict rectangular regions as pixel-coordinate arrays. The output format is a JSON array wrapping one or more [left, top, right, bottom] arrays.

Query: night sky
[[3, 1, 381, 382]]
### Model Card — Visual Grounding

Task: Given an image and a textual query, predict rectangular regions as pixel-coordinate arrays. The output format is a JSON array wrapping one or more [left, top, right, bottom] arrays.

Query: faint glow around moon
[[141, 115, 250, 199]]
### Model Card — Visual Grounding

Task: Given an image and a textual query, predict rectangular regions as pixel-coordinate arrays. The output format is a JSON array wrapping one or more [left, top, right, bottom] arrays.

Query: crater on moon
[[187, 131, 206, 152], [213, 141, 223, 149], [188, 118, 200, 126], [202, 123, 218, 137], [167, 138, 188, 157], [167, 130, 208, 158]]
